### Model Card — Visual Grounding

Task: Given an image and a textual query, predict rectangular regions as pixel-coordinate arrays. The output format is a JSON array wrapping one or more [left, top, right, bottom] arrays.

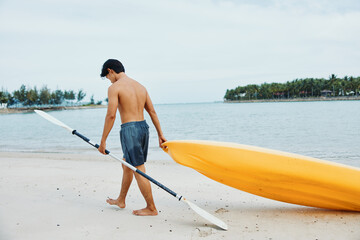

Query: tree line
[[224, 75, 360, 101], [0, 84, 88, 107]]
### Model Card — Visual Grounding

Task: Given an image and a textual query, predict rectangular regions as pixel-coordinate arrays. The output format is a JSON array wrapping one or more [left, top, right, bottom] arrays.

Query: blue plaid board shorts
[[120, 120, 149, 167]]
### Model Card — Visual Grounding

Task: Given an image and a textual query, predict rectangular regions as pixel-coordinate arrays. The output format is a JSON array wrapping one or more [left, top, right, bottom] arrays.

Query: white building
[[0, 103, 7, 109]]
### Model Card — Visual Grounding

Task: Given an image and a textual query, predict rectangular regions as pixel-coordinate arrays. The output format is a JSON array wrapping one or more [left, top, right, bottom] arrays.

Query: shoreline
[[224, 96, 360, 103], [1, 96, 360, 114], [0, 104, 106, 114]]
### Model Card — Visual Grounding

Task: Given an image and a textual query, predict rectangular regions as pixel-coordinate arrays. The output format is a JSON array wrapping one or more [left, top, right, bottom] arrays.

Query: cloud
[[1, 0, 360, 103]]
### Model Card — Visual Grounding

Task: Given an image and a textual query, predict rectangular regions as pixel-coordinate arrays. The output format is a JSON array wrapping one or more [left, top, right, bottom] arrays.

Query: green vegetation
[[224, 75, 360, 101], [0, 85, 90, 107]]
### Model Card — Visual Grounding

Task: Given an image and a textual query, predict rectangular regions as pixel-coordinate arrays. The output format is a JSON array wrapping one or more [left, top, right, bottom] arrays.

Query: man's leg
[[106, 160, 134, 208], [132, 164, 158, 216]]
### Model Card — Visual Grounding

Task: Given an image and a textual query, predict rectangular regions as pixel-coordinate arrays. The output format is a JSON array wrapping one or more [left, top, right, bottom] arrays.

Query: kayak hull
[[163, 140, 360, 211]]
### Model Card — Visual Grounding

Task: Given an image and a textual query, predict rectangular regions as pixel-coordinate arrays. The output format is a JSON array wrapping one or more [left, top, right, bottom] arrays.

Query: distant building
[[0, 103, 7, 109], [321, 90, 332, 97]]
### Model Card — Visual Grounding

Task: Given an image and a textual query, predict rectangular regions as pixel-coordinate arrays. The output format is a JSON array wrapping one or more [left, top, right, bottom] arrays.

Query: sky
[[1, 0, 360, 104]]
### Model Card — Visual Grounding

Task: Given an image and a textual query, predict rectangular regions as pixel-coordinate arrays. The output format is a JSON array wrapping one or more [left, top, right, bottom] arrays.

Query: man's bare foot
[[106, 197, 126, 208], [132, 207, 158, 216]]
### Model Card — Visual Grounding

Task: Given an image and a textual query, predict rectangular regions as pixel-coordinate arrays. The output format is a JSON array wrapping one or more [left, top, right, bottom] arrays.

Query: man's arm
[[144, 91, 167, 148], [98, 86, 118, 154]]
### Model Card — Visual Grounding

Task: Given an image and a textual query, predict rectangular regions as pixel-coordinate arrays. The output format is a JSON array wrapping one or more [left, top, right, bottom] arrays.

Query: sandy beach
[[1, 152, 359, 240]]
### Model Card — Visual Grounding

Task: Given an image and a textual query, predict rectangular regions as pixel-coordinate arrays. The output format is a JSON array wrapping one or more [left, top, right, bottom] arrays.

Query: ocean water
[[0, 101, 360, 168]]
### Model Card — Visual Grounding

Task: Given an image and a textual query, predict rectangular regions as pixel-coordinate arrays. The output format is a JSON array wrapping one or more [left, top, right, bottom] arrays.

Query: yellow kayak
[[163, 140, 360, 211]]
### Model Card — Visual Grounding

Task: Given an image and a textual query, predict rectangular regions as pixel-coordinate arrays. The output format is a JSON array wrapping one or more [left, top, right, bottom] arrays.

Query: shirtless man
[[98, 59, 167, 216]]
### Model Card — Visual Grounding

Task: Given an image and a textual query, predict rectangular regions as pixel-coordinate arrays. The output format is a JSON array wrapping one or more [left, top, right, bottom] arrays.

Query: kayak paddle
[[34, 110, 228, 230]]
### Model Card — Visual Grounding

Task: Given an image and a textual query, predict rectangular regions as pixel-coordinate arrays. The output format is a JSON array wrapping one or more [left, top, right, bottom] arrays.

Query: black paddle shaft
[[71, 130, 181, 200], [72, 130, 110, 154]]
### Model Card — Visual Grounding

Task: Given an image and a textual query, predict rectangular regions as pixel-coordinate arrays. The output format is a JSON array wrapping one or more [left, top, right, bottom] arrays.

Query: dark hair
[[100, 59, 125, 77]]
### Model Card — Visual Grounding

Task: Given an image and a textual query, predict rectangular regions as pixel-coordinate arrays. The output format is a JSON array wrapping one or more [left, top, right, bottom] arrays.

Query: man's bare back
[[111, 76, 147, 124]]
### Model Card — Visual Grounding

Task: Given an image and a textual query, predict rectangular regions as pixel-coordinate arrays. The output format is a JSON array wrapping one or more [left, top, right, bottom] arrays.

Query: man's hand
[[98, 142, 107, 155], [158, 135, 167, 149]]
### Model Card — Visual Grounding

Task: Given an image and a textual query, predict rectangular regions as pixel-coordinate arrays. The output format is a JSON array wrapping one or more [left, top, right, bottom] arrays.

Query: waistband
[[121, 120, 148, 128]]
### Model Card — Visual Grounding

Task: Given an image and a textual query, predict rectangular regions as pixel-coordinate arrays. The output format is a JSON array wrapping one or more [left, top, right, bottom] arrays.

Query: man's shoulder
[[129, 78, 147, 92], [108, 83, 117, 90], [108, 82, 121, 94]]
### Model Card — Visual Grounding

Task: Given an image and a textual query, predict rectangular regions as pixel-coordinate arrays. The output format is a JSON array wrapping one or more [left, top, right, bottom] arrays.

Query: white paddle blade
[[34, 110, 73, 133], [183, 199, 228, 230]]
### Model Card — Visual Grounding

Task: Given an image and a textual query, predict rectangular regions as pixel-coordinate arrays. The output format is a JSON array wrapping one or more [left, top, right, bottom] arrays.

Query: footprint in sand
[[191, 227, 218, 238], [215, 208, 229, 214]]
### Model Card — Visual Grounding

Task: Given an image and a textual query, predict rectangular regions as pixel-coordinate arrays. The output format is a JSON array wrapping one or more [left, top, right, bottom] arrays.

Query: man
[[98, 59, 167, 216]]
